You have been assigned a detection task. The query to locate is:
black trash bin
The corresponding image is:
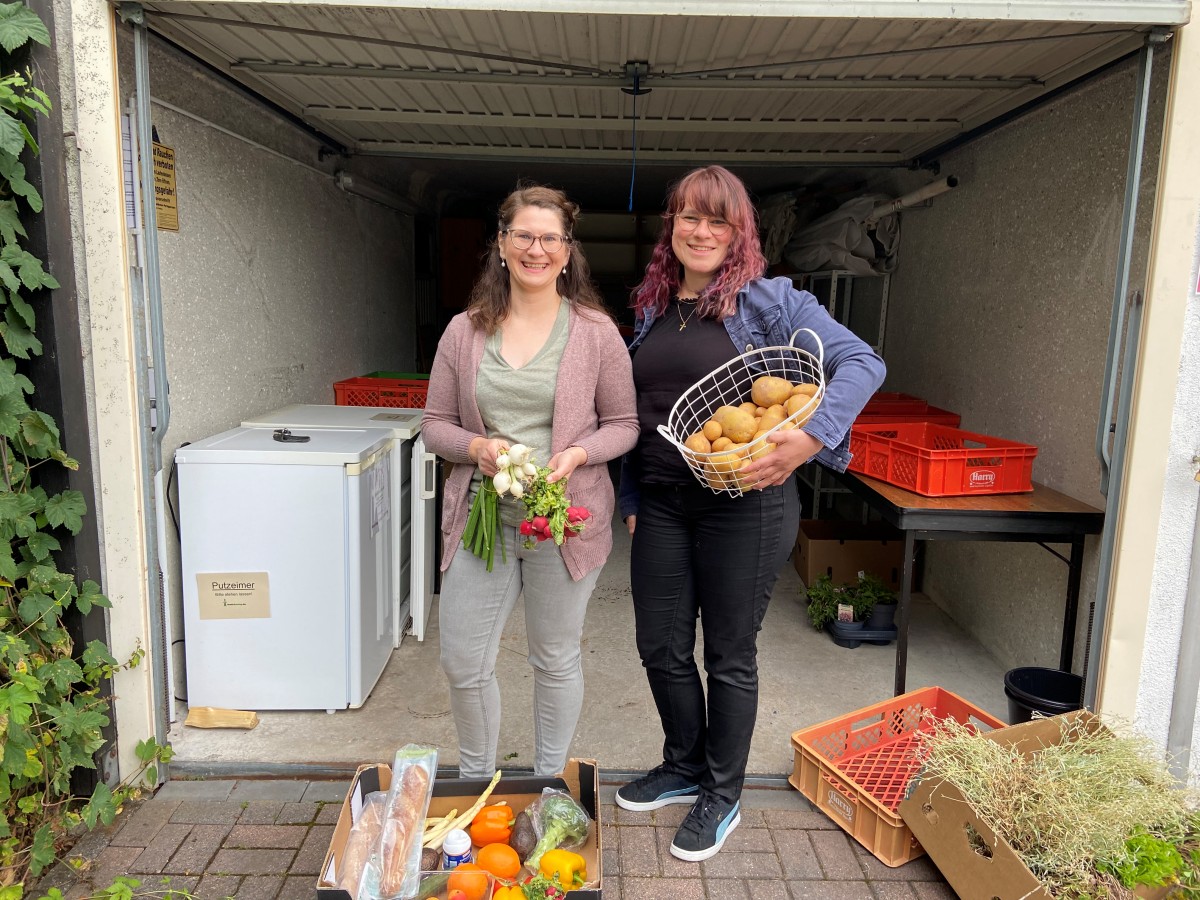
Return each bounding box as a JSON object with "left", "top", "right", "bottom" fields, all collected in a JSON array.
[{"left": 1004, "top": 666, "right": 1083, "bottom": 724}]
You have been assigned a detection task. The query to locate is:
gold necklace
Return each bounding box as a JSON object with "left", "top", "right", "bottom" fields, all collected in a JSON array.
[{"left": 677, "top": 298, "right": 699, "bottom": 331}]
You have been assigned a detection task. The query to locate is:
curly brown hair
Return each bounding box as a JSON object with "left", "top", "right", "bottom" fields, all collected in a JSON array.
[{"left": 467, "top": 184, "right": 611, "bottom": 334}]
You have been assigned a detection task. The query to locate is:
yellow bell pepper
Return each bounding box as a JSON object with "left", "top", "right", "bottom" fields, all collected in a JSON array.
[
  {"left": 539, "top": 848, "right": 587, "bottom": 887},
  {"left": 493, "top": 886, "right": 525, "bottom": 900}
]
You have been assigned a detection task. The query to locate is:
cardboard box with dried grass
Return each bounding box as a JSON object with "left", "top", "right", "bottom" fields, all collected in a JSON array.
[{"left": 898, "top": 712, "right": 1177, "bottom": 900}]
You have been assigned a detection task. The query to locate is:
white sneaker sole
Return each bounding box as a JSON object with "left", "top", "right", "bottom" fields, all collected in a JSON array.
[
  {"left": 669, "top": 811, "right": 741, "bottom": 862},
  {"left": 614, "top": 788, "right": 700, "bottom": 812}
]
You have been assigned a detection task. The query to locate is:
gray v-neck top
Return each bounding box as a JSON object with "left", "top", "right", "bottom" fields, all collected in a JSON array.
[{"left": 472, "top": 300, "right": 570, "bottom": 525}]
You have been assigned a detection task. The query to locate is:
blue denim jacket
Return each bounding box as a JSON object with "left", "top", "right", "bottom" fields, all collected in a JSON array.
[{"left": 620, "top": 276, "right": 886, "bottom": 518}]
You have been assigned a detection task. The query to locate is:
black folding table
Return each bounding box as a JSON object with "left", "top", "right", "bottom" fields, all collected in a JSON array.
[{"left": 828, "top": 470, "right": 1105, "bottom": 696}]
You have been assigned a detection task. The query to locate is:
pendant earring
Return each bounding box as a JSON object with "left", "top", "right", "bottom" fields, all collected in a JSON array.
[{"left": 501, "top": 259, "right": 506, "bottom": 268}]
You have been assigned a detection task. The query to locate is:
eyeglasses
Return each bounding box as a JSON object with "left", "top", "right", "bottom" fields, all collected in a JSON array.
[
  {"left": 673, "top": 213, "right": 732, "bottom": 237},
  {"left": 503, "top": 229, "right": 570, "bottom": 253}
]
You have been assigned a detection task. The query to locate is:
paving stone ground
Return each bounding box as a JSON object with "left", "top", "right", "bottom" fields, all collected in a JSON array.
[{"left": 33, "top": 777, "right": 956, "bottom": 899}]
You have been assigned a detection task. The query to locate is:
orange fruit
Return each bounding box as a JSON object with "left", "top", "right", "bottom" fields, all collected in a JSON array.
[
  {"left": 475, "top": 842, "right": 522, "bottom": 881},
  {"left": 447, "top": 863, "right": 490, "bottom": 900}
]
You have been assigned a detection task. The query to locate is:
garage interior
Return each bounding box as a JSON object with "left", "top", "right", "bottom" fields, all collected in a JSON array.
[{"left": 121, "top": 3, "right": 1179, "bottom": 776}]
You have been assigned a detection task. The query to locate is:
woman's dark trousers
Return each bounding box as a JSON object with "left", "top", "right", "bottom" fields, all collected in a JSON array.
[{"left": 630, "top": 477, "right": 800, "bottom": 802}]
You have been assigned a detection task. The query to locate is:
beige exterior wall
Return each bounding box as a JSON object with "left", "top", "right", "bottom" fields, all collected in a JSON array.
[{"left": 54, "top": 0, "right": 155, "bottom": 781}]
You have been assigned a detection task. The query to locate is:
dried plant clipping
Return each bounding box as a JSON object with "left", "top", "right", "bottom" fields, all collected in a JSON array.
[{"left": 912, "top": 714, "right": 1200, "bottom": 898}]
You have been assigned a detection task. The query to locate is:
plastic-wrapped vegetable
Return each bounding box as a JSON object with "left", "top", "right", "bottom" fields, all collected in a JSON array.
[
  {"left": 360, "top": 744, "right": 438, "bottom": 900},
  {"left": 523, "top": 789, "right": 591, "bottom": 872},
  {"left": 337, "top": 791, "right": 386, "bottom": 898}
]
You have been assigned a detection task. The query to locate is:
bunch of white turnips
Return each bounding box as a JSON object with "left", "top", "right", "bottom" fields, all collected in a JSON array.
[{"left": 491, "top": 443, "right": 537, "bottom": 498}]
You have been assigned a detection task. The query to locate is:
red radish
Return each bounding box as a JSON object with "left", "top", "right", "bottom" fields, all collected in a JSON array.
[
  {"left": 532, "top": 515, "right": 549, "bottom": 531},
  {"left": 519, "top": 520, "right": 534, "bottom": 536}
]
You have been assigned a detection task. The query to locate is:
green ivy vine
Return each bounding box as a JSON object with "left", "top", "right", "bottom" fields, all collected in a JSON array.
[{"left": 0, "top": 2, "right": 171, "bottom": 895}]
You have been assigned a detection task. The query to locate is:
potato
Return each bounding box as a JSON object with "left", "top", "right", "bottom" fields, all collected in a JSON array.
[
  {"left": 714, "top": 407, "right": 757, "bottom": 443},
  {"left": 790, "top": 382, "right": 819, "bottom": 397},
  {"left": 684, "top": 432, "right": 711, "bottom": 454},
  {"left": 711, "top": 437, "right": 733, "bottom": 452},
  {"left": 738, "top": 401, "right": 759, "bottom": 416},
  {"left": 703, "top": 451, "right": 745, "bottom": 488},
  {"left": 755, "top": 406, "right": 767, "bottom": 416},
  {"left": 758, "top": 407, "right": 786, "bottom": 433},
  {"left": 748, "top": 439, "right": 776, "bottom": 461},
  {"left": 786, "top": 393, "right": 817, "bottom": 418},
  {"left": 752, "top": 376, "right": 794, "bottom": 408},
  {"left": 789, "top": 397, "right": 820, "bottom": 428},
  {"left": 702, "top": 420, "right": 723, "bottom": 442}
]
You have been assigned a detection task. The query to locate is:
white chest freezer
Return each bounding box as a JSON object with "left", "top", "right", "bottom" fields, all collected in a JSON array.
[
  {"left": 241, "top": 404, "right": 437, "bottom": 644},
  {"left": 175, "top": 425, "right": 395, "bottom": 712}
]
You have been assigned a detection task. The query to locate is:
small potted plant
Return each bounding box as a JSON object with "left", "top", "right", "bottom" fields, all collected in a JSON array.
[
  {"left": 805, "top": 574, "right": 855, "bottom": 631},
  {"left": 856, "top": 572, "right": 897, "bottom": 629}
]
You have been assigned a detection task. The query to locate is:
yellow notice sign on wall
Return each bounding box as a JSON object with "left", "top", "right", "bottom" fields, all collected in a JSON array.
[
  {"left": 152, "top": 141, "right": 179, "bottom": 231},
  {"left": 197, "top": 572, "right": 271, "bottom": 620}
]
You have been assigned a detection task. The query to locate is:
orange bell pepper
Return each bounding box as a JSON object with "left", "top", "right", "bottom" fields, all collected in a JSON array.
[{"left": 469, "top": 803, "right": 514, "bottom": 846}]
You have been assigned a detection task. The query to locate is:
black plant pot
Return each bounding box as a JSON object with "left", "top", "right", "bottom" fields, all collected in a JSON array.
[{"left": 866, "top": 603, "right": 897, "bottom": 630}]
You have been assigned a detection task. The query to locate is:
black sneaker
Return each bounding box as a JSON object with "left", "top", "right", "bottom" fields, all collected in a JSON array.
[
  {"left": 615, "top": 765, "right": 701, "bottom": 811},
  {"left": 669, "top": 791, "right": 741, "bottom": 861}
]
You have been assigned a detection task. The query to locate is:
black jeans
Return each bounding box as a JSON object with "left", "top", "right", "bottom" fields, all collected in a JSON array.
[{"left": 630, "top": 478, "right": 800, "bottom": 803}]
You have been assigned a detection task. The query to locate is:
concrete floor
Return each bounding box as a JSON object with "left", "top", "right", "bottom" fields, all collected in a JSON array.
[{"left": 168, "top": 521, "right": 1010, "bottom": 778}]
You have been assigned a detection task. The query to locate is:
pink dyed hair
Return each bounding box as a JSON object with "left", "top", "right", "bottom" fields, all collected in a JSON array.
[{"left": 632, "top": 166, "right": 767, "bottom": 321}]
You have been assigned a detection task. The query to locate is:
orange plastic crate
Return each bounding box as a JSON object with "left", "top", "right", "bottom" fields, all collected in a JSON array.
[
  {"left": 333, "top": 372, "right": 429, "bottom": 408},
  {"left": 848, "top": 422, "right": 1037, "bottom": 497},
  {"left": 790, "top": 687, "right": 1005, "bottom": 867},
  {"left": 855, "top": 392, "right": 961, "bottom": 427}
]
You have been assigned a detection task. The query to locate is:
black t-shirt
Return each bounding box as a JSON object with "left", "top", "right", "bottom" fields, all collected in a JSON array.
[{"left": 632, "top": 300, "right": 739, "bottom": 484}]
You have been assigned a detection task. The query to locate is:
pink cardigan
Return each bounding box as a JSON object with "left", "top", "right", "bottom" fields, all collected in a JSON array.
[{"left": 421, "top": 304, "right": 639, "bottom": 581}]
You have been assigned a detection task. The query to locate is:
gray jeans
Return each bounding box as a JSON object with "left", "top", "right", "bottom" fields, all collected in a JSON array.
[{"left": 439, "top": 524, "right": 600, "bottom": 777}]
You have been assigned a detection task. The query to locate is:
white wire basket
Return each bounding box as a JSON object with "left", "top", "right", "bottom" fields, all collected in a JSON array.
[{"left": 657, "top": 328, "right": 826, "bottom": 496}]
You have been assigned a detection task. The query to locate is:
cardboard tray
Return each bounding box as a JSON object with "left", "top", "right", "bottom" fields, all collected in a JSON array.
[
  {"left": 319, "top": 759, "right": 602, "bottom": 899},
  {"left": 899, "top": 712, "right": 1173, "bottom": 900}
]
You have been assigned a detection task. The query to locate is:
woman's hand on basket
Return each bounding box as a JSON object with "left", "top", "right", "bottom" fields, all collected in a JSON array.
[
  {"left": 469, "top": 437, "right": 510, "bottom": 477},
  {"left": 741, "top": 429, "right": 824, "bottom": 489}
]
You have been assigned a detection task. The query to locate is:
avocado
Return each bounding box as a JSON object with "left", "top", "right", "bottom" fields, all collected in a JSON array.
[{"left": 511, "top": 809, "right": 538, "bottom": 862}]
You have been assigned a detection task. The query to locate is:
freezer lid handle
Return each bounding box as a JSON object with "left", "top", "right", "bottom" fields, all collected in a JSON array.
[{"left": 272, "top": 428, "right": 310, "bottom": 443}]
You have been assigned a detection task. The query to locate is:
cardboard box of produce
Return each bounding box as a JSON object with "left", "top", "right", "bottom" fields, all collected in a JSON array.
[
  {"left": 793, "top": 519, "right": 905, "bottom": 591},
  {"left": 898, "top": 713, "right": 1171, "bottom": 900},
  {"left": 319, "top": 758, "right": 602, "bottom": 899}
]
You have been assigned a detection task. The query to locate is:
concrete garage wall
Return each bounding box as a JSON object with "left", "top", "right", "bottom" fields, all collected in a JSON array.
[
  {"left": 880, "top": 53, "right": 1168, "bottom": 675},
  {"left": 119, "top": 34, "right": 416, "bottom": 704}
]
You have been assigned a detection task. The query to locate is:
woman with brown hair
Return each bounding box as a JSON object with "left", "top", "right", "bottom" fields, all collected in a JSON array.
[
  {"left": 422, "top": 184, "right": 638, "bottom": 777},
  {"left": 616, "top": 166, "right": 885, "bottom": 860}
]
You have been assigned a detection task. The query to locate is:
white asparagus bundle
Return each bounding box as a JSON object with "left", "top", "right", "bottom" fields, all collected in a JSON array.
[{"left": 422, "top": 770, "right": 504, "bottom": 850}]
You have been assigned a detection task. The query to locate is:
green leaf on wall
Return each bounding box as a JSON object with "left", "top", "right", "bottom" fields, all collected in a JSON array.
[{"left": 0, "top": 3, "right": 51, "bottom": 50}]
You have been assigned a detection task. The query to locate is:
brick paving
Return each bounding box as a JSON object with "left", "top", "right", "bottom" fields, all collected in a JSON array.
[{"left": 34, "top": 778, "right": 956, "bottom": 899}]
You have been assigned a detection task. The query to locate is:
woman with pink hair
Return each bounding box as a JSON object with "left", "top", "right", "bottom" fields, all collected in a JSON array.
[{"left": 615, "top": 166, "right": 885, "bottom": 861}]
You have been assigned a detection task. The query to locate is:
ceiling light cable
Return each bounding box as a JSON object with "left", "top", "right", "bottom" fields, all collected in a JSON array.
[{"left": 622, "top": 62, "right": 651, "bottom": 212}]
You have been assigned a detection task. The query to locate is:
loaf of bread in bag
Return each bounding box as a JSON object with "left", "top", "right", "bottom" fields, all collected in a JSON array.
[{"left": 378, "top": 763, "right": 432, "bottom": 896}]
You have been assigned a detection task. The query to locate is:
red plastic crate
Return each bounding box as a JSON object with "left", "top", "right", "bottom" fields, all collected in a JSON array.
[
  {"left": 333, "top": 372, "right": 429, "bottom": 408},
  {"left": 790, "top": 687, "right": 1005, "bottom": 867},
  {"left": 855, "top": 392, "right": 962, "bottom": 427},
  {"left": 848, "top": 422, "right": 1037, "bottom": 497},
  {"left": 860, "top": 392, "right": 932, "bottom": 416}
]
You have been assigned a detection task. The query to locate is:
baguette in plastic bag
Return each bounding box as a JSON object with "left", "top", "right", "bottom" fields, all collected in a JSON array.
[{"left": 360, "top": 744, "right": 437, "bottom": 900}]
